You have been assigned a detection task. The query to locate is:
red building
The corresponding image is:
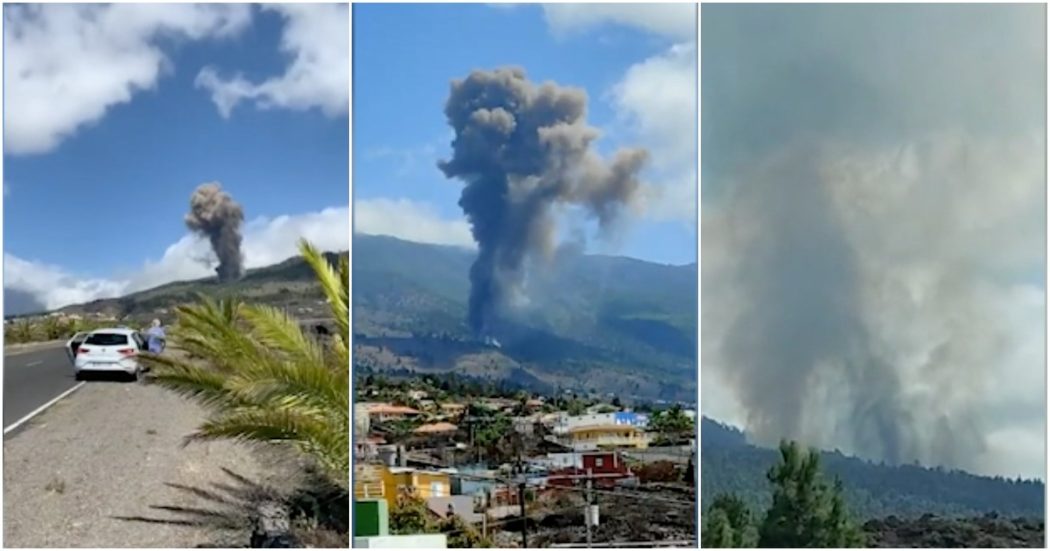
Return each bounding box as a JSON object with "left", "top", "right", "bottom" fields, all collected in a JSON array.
[{"left": 546, "top": 451, "right": 634, "bottom": 489}]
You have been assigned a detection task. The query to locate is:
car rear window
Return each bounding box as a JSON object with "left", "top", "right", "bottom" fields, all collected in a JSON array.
[{"left": 84, "top": 333, "right": 129, "bottom": 346}]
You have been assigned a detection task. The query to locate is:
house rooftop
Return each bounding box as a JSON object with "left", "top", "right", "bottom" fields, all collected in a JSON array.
[
  {"left": 413, "top": 422, "right": 458, "bottom": 434},
  {"left": 568, "top": 424, "right": 644, "bottom": 434},
  {"left": 366, "top": 403, "right": 420, "bottom": 415}
]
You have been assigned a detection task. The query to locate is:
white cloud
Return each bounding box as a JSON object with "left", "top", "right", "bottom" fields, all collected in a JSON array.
[
  {"left": 542, "top": 4, "right": 695, "bottom": 41},
  {"left": 613, "top": 43, "right": 696, "bottom": 169},
  {"left": 4, "top": 206, "right": 349, "bottom": 311},
  {"left": 611, "top": 43, "right": 696, "bottom": 224},
  {"left": 4, "top": 254, "right": 130, "bottom": 311},
  {"left": 354, "top": 198, "right": 474, "bottom": 249},
  {"left": 3, "top": 4, "right": 251, "bottom": 155},
  {"left": 197, "top": 4, "right": 348, "bottom": 118},
  {"left": 535, "top": 5, "right": 698, "bottom": 226},
  {"left": 243, "top": 207, "right": 350, "bottom": 267}
]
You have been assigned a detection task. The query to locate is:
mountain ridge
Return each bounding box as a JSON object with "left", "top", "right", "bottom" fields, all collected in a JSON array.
[
  {"left": 701, "top": 416, "right": 1044, "bottom": 519},
  {"left": 4, "top": 250, "right": 348, "bottom": 321},
  {"left": 351, "top": 233, "right": 698, "bottom": 403}
]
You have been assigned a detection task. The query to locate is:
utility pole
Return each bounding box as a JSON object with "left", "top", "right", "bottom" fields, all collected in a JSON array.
[
  {"left": 518, "top": 482, "right": 528, "bottom": 548},
  {"left": 470, "top": 421, "right": 479, "bottom": 465},
  {"left": 585, "top": 468, "right": 593, "bottom": 548}
]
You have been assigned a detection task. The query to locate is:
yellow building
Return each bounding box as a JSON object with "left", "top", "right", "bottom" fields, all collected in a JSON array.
[
  {"left": 354, "top": 464, "right": 385, "bottom": 500},
  {"left": 568, "top": 424, "right": 650, "bottom": 450},
  {"left": 353, "top": 464, "right": 452, "bottom": 508}
]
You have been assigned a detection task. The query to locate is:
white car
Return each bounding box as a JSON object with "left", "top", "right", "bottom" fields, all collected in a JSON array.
[{"left": 66, "top": 328, "right": 148, "bottom": 381}]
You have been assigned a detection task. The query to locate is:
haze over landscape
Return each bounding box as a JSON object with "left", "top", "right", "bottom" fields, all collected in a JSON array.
[{"left": 702, "top": 4, "right": 1045, "bottom": 480}]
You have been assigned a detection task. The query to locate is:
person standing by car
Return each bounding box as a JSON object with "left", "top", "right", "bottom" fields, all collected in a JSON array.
[{"left": 146, "top": 319, "right": 166, "bottom": 353}]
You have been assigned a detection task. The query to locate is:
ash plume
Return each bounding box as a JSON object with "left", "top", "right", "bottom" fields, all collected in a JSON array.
[
  {"left": 705, "top": 138, "right": 1042, "bottom": 475},
  {"left": 712, "top": 147, "right": 926, "bottom": 465},
  {"left": 703, "top": 5, "right": 1045, "bottom": 478},
  {"left": 439, "top": 67, "right": 648, "bottom": 336},
  {"left": 185, "top": 182, "right": 244, "bottom": 282}
]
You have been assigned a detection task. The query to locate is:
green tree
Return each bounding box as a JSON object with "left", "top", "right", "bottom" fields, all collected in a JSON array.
[
  {"left": 437, "top": 515, "right": 491, "bottom": 548},
  {"left": 512, "top": 393, "right": 529, "bottom": 416},
  {"left": 702, "top": 494, "right": 757, "bottom": 548},
  {"left": 473, "top": 414, "right": 511, "bottom": 449},
  {"left": 390, "top": 494, "right": 435, "bottom": 535},
  {"left": 139, "top": 240, "right": 349, "bottom": 487},
  {"left": 758, "top": 441, "right": 865, "bottom": 547},
  {"left": 650, "top": 404, "right": 694, "bottom": 442},
  {"left": 6, "top": 319, "right": 36, "bottom": 343},
  {"left": 566, "top": 399, "right": 586, "bottom": 416},
  {"left": 41, "top": 316, "right": 70, "bottom": 340},
  {"left": 386, "top": 417, "right": 423, "bottom": 439}
]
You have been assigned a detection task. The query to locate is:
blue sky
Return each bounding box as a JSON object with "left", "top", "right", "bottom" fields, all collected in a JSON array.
[
  {"left": 353, "top": 4, "right": 696, "bottom": 266},
  {"left": 3, "top": 4, "right": 349, "bottom": 313}
]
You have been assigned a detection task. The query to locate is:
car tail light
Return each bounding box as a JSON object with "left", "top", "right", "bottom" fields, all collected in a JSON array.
[
  {"left": 76, "top": 348, "right": 88, "bottom": 355},
  {"left": 117, "top": 348, "right": 136, "bottom": 356}
]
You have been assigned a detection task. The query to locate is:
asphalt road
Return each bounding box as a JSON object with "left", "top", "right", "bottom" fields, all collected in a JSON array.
[{"left": 3, "top": 344, "right": 77, "bottom": 431}]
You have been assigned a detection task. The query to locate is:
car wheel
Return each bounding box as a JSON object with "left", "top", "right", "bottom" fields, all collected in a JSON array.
[{"left": 74, "top": 372, "right": 85, "bottom": 381}]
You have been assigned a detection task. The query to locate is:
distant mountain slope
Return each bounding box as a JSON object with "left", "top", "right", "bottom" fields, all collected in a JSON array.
[
  {"left": 4, "top": 288, "right": 47, "bottom": 317},
  {"left": 351, "top": 234, "right": 698, "bottom": 402},
  {"left": 701, "top": 417, "right": 1045, "bottom": 519},
  {"left": 6, "top": 252, "right": 347, "bottom": 323}
]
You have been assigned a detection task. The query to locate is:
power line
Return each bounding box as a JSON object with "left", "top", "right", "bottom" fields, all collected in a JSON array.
[
  {"left": 435, "top": 504, "right": 582, "bottom": 538},
  {"left": 549, "top": 540, "right": 696, "bottom": 548},
  {"left": 427, "top": 466, "right": 696, "bottom": 506}
]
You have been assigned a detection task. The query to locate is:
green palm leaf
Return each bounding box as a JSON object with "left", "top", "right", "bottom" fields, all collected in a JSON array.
[{"left": 141, "top": 240, "right": 350, "bottom": 488}]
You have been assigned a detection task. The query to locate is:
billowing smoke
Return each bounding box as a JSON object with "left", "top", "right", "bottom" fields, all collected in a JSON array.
[
  {"left": 185, "top": 182, "right": 244, "bottom": 282},
  {"left": 703, "top": 5, "right": 1045, "bottom": 477},
  {"left": 439, "top": 67, "right": 648, "bottom": 336}
]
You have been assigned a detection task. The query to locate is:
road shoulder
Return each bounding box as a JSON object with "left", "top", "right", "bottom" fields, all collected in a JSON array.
[{"left": 3, "top": 380, "right": 297, "bottom": 547}]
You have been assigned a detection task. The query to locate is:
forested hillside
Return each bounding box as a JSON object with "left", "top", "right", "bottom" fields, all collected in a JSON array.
[{"left": 701, "top": 418, "right": 1044, "bottom": 519}]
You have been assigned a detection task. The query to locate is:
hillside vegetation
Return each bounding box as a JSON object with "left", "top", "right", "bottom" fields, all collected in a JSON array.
[
  {"left": 701, "top": 417, "right": 1044, "bottom": 519},
  {"left": 4, "top": 252, "right": 347, "bottom": 327},
  {"left": 351, "top": 234, "right": 697, "bottom": 402}
]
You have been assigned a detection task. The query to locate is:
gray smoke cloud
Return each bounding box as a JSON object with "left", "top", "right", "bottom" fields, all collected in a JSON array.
[
  {"left": 439, "top": 67, "right": 648, "bottom": 336},
  {"left": 711, "top": 145, "right": 972, "bottom": 466},
  {"left": 185, "top": 182, "right": 245, "bottom": 282},
  {"left": 703, "top": 4, "right": 1045, "bottom": 477}
]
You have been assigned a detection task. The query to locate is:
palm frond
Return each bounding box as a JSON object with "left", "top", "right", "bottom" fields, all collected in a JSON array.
[
  {"left": 146, "top": 239, "right": 350, "bottom": 490},
  {"left": 298, "top": 240, "right": 348, "bottom": 343},
  {"left": 191, "top": 407, "right": 349, "bottom": 485},
  {"left": 223, "top": 358, "right": 349, "bottom": 414},
  {"left": 241, "top": 304, "right": 326, "bottom": 369},
  {"left": 141, "top": 353, "right": 246, "bottom": 409}
]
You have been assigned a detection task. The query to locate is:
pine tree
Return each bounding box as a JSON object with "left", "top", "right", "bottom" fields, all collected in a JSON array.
[
  {"left": 703, "top": 493, "right": 758, "bottom": 547},
  {"left": 758, "top": 440, "right": 865, "bottom": 547}
]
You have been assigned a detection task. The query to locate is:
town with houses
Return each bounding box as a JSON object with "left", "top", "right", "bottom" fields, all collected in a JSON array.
[{"left": 352, "top": 374, "right": 697, "bottom": 548}]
